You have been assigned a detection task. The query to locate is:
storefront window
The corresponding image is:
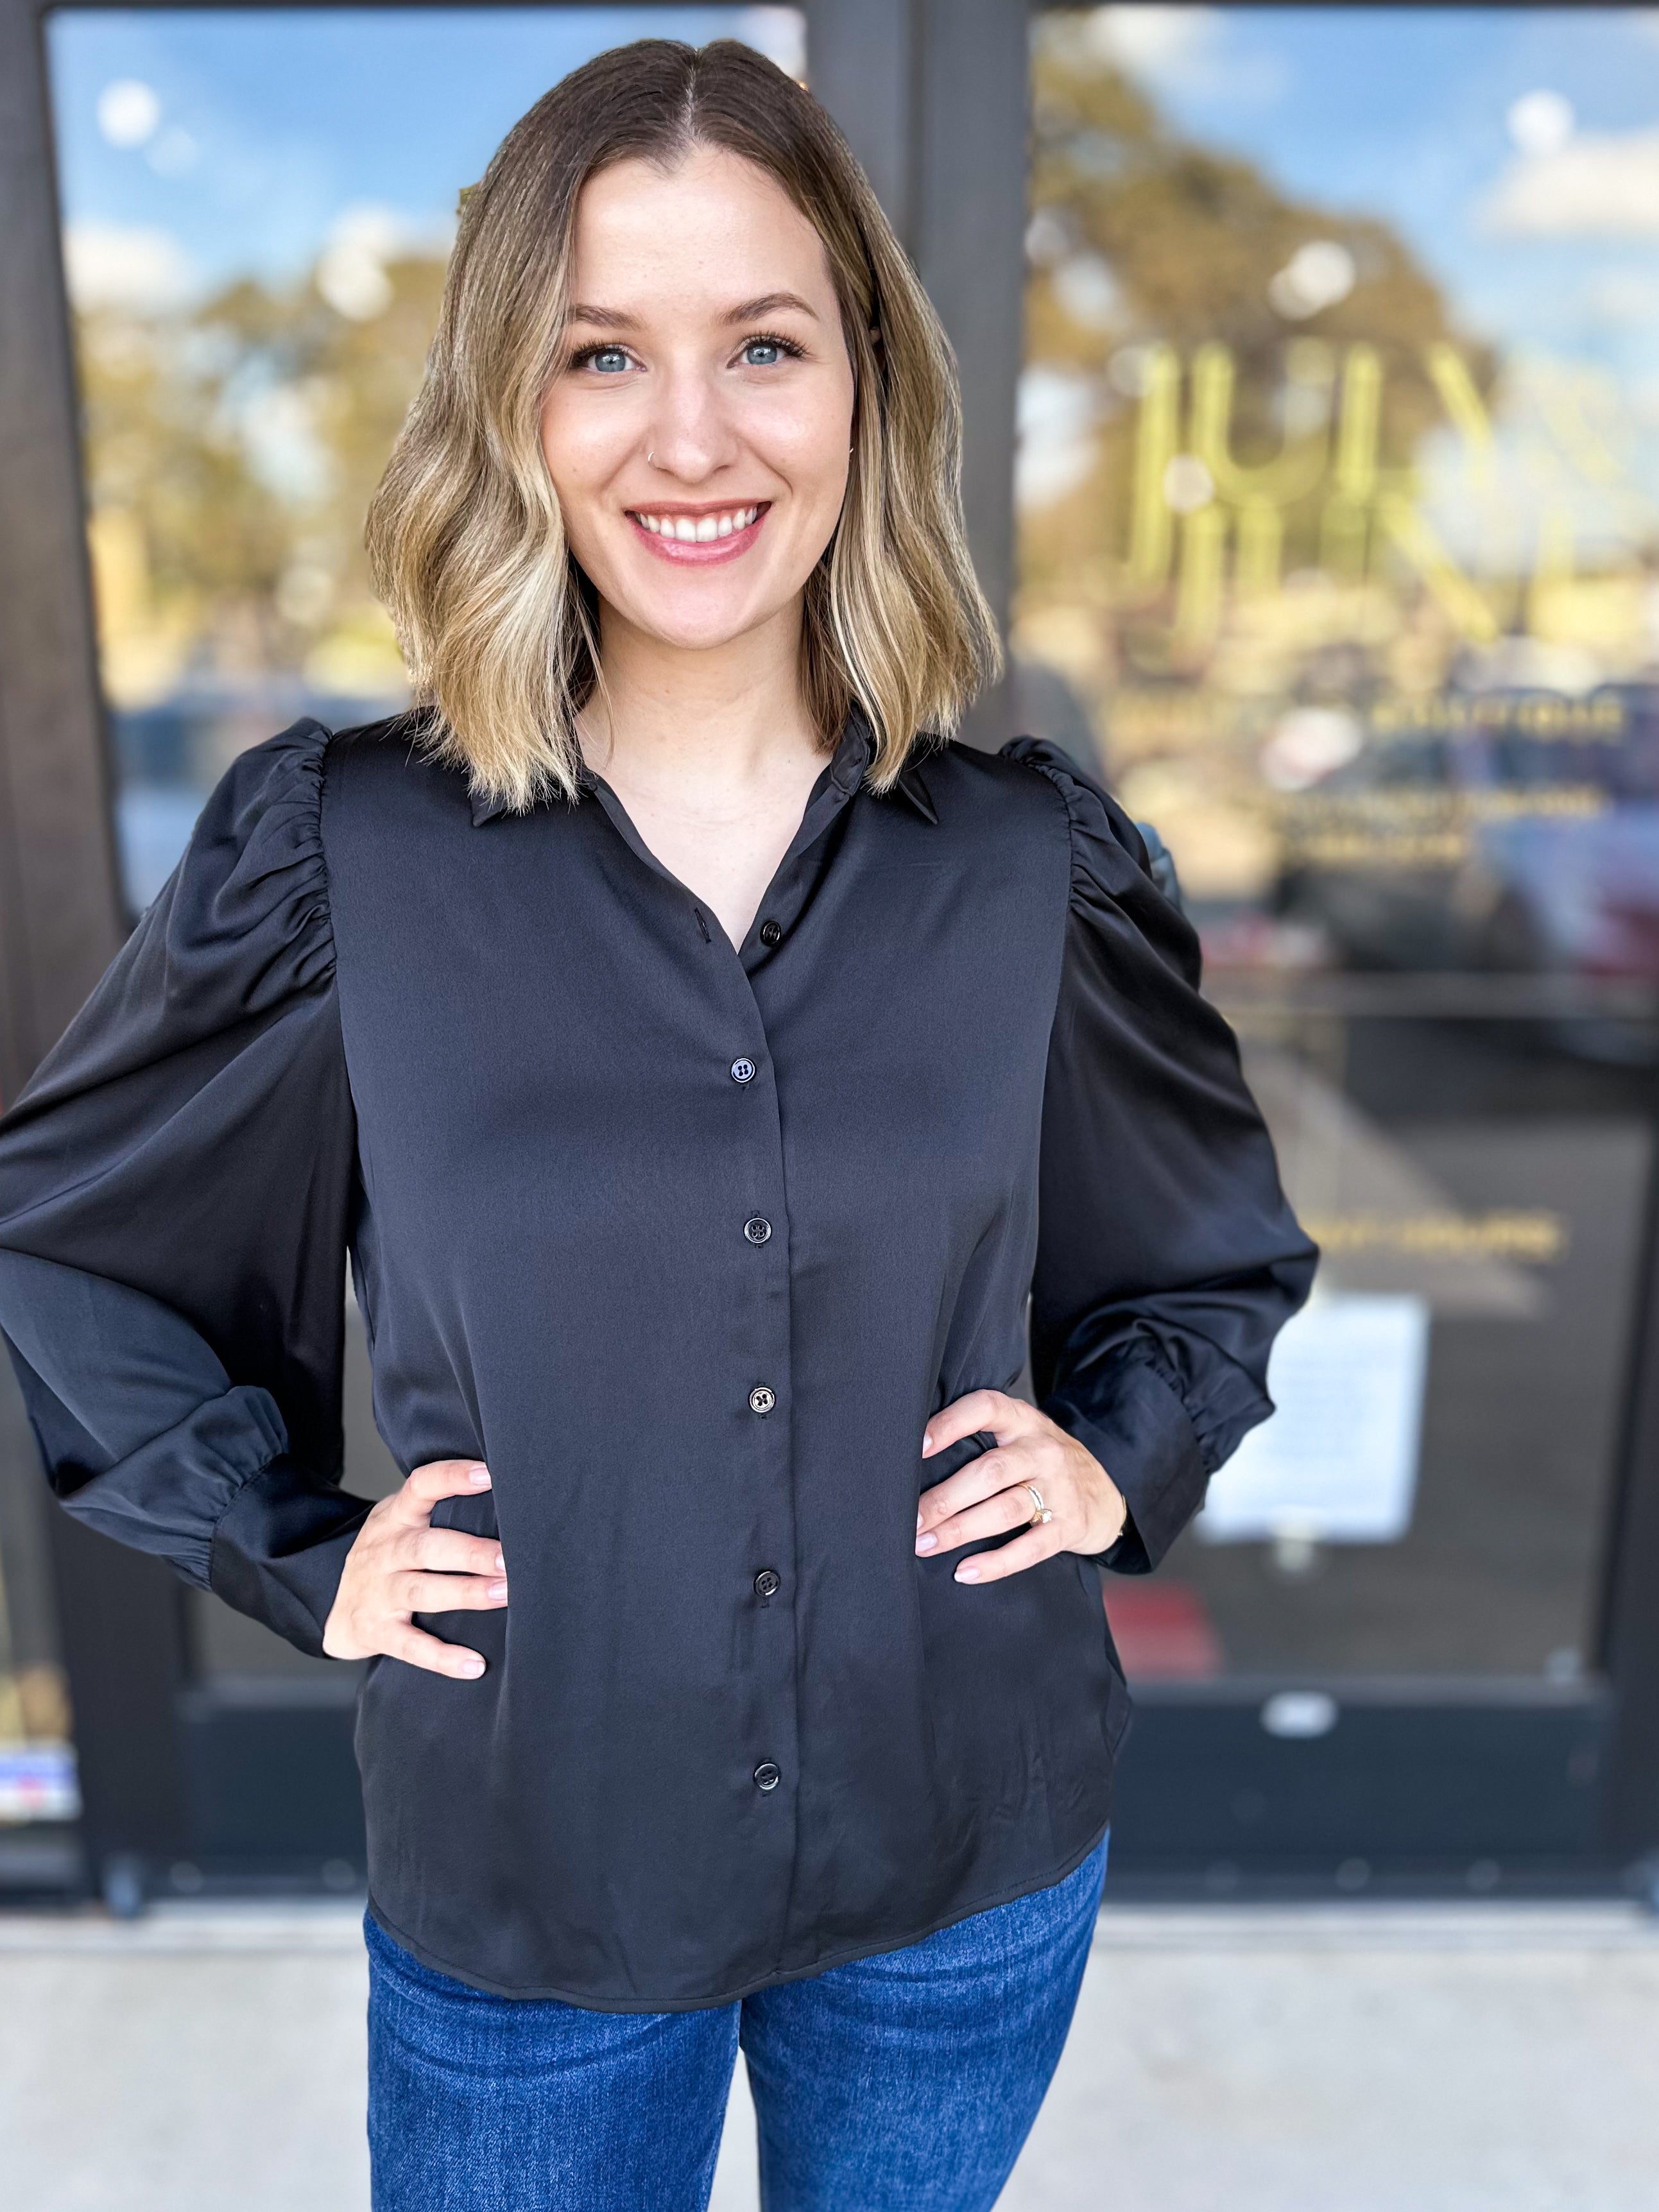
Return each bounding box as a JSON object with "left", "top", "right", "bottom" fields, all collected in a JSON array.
[
  {"left": 46, "top": 4, "right": 805, "bottom": 1688},
  {"left": 48, "top": 4, "right": 805, "bottom": 913},
  {"left": 1019, "top": 7, "right": 1659, "bottom": 1683}
]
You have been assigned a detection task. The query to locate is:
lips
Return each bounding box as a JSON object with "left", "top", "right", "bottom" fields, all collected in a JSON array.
[{"left": 626, "top": 501, "right": 771, "bottom": 565}]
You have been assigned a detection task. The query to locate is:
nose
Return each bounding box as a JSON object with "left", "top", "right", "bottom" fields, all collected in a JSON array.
[{"left": 643, "top": 361, "right": 742, "bottom": 483}]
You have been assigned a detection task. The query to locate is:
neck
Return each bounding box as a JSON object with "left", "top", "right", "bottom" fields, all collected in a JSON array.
[{"left": 580, "top": 599, "right": 824, "bottom": 797}]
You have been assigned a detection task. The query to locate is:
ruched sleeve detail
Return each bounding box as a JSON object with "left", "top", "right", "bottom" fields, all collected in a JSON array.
[
  {"left": 0, "top": 719, "right": 370, "bottom": 1654},
  {"left": 1004, "top": 737, "right": 1318, "bottom": 1573}
]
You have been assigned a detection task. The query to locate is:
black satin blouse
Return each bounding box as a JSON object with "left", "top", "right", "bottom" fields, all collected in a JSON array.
[{"left": 0, "top": 712, "right": 1313, "bottom": 2006}]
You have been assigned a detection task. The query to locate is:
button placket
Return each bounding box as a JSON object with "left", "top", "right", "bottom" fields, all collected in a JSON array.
[
  {"left": 590, "top": 750, "right": 863, "bottom": 1899},
  {"left": 706, "top": 957, "right": 799, "bottom": 1876}
]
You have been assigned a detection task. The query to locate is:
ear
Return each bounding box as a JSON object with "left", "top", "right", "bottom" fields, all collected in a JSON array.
[{"left": 866, "top": 323, "right": 890, "bottom": 399}]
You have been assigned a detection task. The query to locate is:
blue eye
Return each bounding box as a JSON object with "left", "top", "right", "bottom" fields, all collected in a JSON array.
[
  {"left": 743, "top": 339, "right": 783, "bottom": 367},
  {"left": 588, "top": 347, "right": 630, "bottom": 373}
]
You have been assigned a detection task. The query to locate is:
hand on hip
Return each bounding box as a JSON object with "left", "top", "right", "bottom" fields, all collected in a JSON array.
[
  {"left": 323, "top": 1459, "right": 506, "bottom": 1677},
  {"left": 916, "top": 1390, "right": 1126, "bottom": 1584}
]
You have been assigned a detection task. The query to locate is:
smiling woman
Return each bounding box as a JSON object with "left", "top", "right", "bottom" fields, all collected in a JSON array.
[
  {"left": 529, "top": 139, "right": 871, "bottom": 941},
  {"left": 366, "top": 41, "right": 995, "bottom": 814},
  {"left": 0, "top": 31, "right": 1311, "bottom": 2212}
]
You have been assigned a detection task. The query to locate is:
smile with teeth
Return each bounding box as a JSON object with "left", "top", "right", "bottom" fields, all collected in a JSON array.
[{"left": 632, "top": 506, "right": 764, "bottom": 542}]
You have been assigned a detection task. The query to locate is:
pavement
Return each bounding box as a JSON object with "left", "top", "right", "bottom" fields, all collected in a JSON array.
[{"left": 2, "top": 1898, "right": 1656, "bottom": 2211}]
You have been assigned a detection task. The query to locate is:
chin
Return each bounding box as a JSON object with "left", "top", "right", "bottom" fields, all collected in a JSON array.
[
  {"left": 640, "top": 615, "right": 771, "bottom": 653},
  {"left": 616, "top": 581, "right": 786, "bottom": 654}
]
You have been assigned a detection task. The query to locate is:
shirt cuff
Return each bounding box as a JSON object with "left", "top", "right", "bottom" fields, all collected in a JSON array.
[
  {"left": 1044, "top": 1347, "right": 1208, "bottom": 1574},
  {"left": 209, "top": 1456, "right": 373, "bottom": 1658}
]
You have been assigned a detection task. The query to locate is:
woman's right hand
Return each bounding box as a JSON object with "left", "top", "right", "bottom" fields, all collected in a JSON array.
[{"left": 322, "top": 1459, "right": 506, "bottom": 1679}]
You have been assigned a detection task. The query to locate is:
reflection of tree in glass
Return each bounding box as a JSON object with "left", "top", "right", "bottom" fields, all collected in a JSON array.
[
  {"left": 1022, "top": 32, "right": 1491, "bottom": 626},
  {"left": 1015, "top": 26, "right": 1511, "bottom": 914},
  {"left": 74, "top": 251, "right": 448, "bottom": 712}
]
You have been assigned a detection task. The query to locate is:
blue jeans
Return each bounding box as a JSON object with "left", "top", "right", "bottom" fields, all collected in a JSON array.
[{"left": 366, "top": 1835, "right": 1107, "bottom": 2212}]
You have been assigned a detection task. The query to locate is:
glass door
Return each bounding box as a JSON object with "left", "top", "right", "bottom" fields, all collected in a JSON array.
[
  {"left": 43, "top": 0, "right": 806, "bottom": 1894},
  {"left": 1017, "top": 4, "right": 1659, "bottom": 1889}
]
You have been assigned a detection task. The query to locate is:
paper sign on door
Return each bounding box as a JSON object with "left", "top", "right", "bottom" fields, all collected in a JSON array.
[{"left": 1197, "top": 1292, "right": 1431, "bottom": 1543}]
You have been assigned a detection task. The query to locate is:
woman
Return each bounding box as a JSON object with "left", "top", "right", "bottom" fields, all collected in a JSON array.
[{"left": 0, "top": 39, "right": 1313, "bottom": 2212}]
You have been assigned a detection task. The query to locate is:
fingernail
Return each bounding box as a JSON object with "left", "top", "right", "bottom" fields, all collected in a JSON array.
[
  {"left": 922, "top": 1433, "right": 935, "bottom": 1456},
  {"left": 488, "top": 1580, "right": 508, "bottom": 1600},
  {"left": 458, "top": 1658, "right": 485, "bottom": 1678},
  {"left": 916, "top": 1511, "right": 924, "bottom": 1532},
  {"left": 915, "top": 1532, "right": 938, "bottom": 1554},
  {"left": 956, "top": 1565, "right": 981, "bottom": 1584},
  {"left": 494, "top": 1549, "right": 505, "bottom": 1573},
  {"left": 468, "top": 1466, "right": 492, "bottom": 1487}
]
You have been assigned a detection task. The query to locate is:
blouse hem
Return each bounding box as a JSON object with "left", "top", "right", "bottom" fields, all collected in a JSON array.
[{"left": 362, "top": 1813, "right": 1113, "bottom": 2012}]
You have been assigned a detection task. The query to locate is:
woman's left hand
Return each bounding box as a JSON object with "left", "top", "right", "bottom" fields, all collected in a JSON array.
[{"left": 916, "top": 1389, "right": 1128, "bottom": 1583}]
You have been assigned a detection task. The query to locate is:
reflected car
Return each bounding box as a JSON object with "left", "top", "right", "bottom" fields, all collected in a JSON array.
[{"left": 1271, "top": 685, "right": 1659, "bottom": 1053}]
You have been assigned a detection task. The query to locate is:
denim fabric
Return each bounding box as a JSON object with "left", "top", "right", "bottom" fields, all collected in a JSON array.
[{"left": 366, "top": 1835, "right": 1108, "bottom": 2212}]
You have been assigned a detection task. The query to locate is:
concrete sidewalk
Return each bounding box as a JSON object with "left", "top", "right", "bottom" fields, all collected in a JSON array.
[{"left": 2, "top": 1899, "right": 1656, "bottom": 2210}]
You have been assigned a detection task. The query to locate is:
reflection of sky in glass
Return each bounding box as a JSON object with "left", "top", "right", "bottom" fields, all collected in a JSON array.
[
  {"left": 1033, "top": 9, "right": 1659, "bottom": 558},
  {"left": 49, "top": 9, "right": 804, "bottom": 293},
  {"left": 1094, "top": 8, "right": 1659, "bottom": 380},
  {"left": 1014, "top": 10, "right": 1659, "bottom": 947}
]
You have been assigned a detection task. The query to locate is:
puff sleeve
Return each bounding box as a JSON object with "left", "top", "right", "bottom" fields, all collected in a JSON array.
[
  {"left": 1006, "top": 737, "right": 1318, "bottom": 1574},
  {"left": 0, "top": 719, "right": 370, "bottom": 1654}
]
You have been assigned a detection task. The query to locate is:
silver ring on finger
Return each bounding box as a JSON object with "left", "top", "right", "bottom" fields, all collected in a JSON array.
[{"left": 1022, "top": 1481, "right": 1053, "bottom": 1527}]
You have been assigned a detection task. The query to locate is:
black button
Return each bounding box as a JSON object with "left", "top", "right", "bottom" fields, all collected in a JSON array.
[
  {"left": 748, "top": 1385, "right": 776, "bottom": 1415},
  {"left": 754, "top": 1569, "right": 781, "bottom": 1601},
  {"left": 753, "top": 1761, "right": 782, "bottom": 1792},
  {"left": 730, "top": 1058, "right": 756, "bottom": 1085},
  {"left": 744, "top": 1216, "right": 772, "bottom": 1245},
  {"left": 759, "top": 920, "right": 783, "bottom": 948}
]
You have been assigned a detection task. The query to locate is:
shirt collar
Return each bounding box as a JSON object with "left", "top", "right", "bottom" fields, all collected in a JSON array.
[
  {"left": 469, "top": 712, "right": 938, "bottom": 827},
  {"left": 839, "top": 710, "right": 940, "bottom": 825}
]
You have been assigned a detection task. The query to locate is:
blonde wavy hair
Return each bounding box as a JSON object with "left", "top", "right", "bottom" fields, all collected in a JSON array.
[{"left": 365, "top": 37, "right": 1001, "bottom": 812}]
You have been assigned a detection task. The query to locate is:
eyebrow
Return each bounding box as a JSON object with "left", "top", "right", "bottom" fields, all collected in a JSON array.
[
  {"left": 565, "top": 304, "right": 642, "bottom": 331},
  {"left": 563, "top": 291, "right": 822, "bottom": 332},
  {"left": 723, "top": 291, "right": 821, "bottom": 325}
]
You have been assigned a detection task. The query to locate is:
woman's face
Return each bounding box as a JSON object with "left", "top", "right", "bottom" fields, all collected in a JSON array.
[{"left": 540, "top": 147, "right": 857, "bottom": 657}]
